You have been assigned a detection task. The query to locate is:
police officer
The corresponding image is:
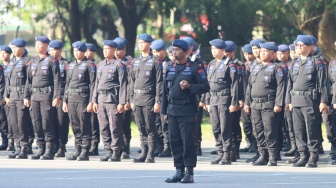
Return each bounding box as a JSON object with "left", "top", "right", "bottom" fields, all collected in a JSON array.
[
  {"left": 63, "top": 41, "right": 96, "bottom": 161},
  {"left": 114, "top": 37, "right": 133, "bottom": 159},
  {"left": 5, "top": 38, "right": 31, "bottom": 159},
  {"left": 25, "top": 36, "right": 61, "bottom": 160},
  {"left": 92, "top": 40, "right": 127, "bottom": 162},
  {"left": 85, "top": 43, "right": 100, "bottom": 156},
  {"left": 48, "top": 40, "right": 70, "bottom": 157},
  {"left": 151, "top": 39, "right": 173, "bottom": 157},
  {"left": 286, "top": 35, "right": 328, "bottom": 168},
  {"left": 331, "top": 40, "right": 336, "bottom": 165},
  {"left": 203, "top": 39, "right": 239, "bottom": 165},
  {"left": 162, "top": 39, "right": 209, "bottom": 183},
  {"left": 0, "top": 45, "right": 11, "bottom": 151},
  {"left": 130, "top": 33, "right": 162, "bottom": 163},
  {"left": 244, "top": 42, "right": 285, "bottom": 166}
]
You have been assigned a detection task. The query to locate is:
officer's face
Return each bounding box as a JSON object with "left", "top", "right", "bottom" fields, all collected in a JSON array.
[
  {"left": 244, "top": 52, "right": 255, "bottom": 62},
  {"left": 277, "top": 51, "right": 289, "bottom": 62},
  {"left": 211, "top": 46, "right": 225, "bottom": 59},
  {"left": 172, "top": 47, "right": 187, "bottom": 61},
  {"left": 73, "top": 48, "right": 85, "bottom": 60},
  {"left": 290, "top": 50, "right": 296, "bottom": 59},
  {"left": 49, "top": 48, "right": 62, "bottom": 58},
  {"left": 115, "top": 48, "right": 126, "bottom": 60},
  {"left": 260, "top": 48, "right": 273, "bottom": 62},
  {"left": 85, "top": 50, "right": 96, "bottom": 60},
  {"left": 138, "top": 40, "right": 150, "bottom": 52},
  {"left": 224, "top": 51, "right": 235, "bottom": 59},
  {"left": 103, "top": 46, "right": 116, "bottom": 59},
  {"left": 0, "top": 51, "right": 11, "bottom": 62},
  {"left": 296, "top": 42, "right": 310, "bottom": 55},
  {"left": 252, "top": 46, "right": 261, "bottom": 58},
  {"left": 11, "top": 46, "right": 24, "bottom": 57},
  {"left": 35, "top": 41, "right": 48, "bottom": 53},
  {"left": 152, "top": 50, "right": 166, "bottom": 60}
]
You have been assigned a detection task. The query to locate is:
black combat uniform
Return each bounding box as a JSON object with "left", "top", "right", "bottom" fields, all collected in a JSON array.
[
  {"left": 92, "top": 58, "right": 127, "bottom": 162},
  {"left": 130, "top": 54, "right": 163, "bottom": 163},
  {"left": 0, "top": 63, "right": 7, "bottom": 150},
  {"left": 330, "top": 58, "right": 336, "bottom": 164},
  {"left": 3, "top": 61, "right": 14, "bottom": 151},
  {"left": 64, "top": 58, "right": 96, "bottom": 161}
]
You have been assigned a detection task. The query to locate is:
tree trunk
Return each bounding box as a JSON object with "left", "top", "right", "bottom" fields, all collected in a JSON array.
[
  {"left": 70, "top": 0, "right": 81, "bottom": 43},
  {"left": 317, "top": 9, "right": 336, "bottom": 61}
]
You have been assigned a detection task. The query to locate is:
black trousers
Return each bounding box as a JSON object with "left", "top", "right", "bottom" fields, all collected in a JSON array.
[
  {"left": 4, "top": 105, "right": 13, "bottom": 139},
  {"left": 68, "top": 101, "right": 91, "bottom": 148},
  {"left": 284, "top": 110, "right": 296, "bottom": 144},
  {"left": 292, "top": 105, "right": 320, "bottom": 152},
  {"left": 9, "top": 100, "right": 29, "bottom": 147},
  {"left": 30, "top": 100, "right": 55, "bottom": 145},
  {"left": 133, "top": 105, "right": 157, "bottom": 147},
  {"left": 91, "top": 112, "right": 100, "bottom": 145},
  {"left": 98, "top": 103, "right": 123, "bottom": 151},
  {"left": 210, "top": 105, "right": 233, "bottom": 152},
  {"left": 54, "top": 100, "right": 69, "bottom": 145},
  {"left": 0, "top": 105, "right": 8, "bottom": 135},
  {"left": 250, "top": 108, "right": 279, "bottom": 151},
  {"left": 322, "top": 109, "right": 336, "bottom": 145},
  {"left": 156, "top": 113, "right": 169, "bottom": 145},
  {"left": 122, "top": 109, "right": 132, "bottom": 148},
  {"left": 240, "top": 108, "right": 254, "bottom": 141},
  {"left": 194, "top": 107, "right": 203, "bottom": 143},
  {"left": 232, "top": 110, "right": 242, "bottom": 148},
  {"left": 168, "top": 115, "right": 197, "bottom": 167}
]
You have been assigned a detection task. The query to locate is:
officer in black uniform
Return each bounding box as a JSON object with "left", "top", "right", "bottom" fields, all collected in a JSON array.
[
  {"left": 48, "top": 40, "right": 70, "bottom": 157},
  {"left": 114, "top": 37, "right": 133, "bottom": 159},
  {"left": 245, "top": 42, "right": 285, "bottom": 166},
  {"left": 63, "top": 41, "right": 96, "bottom": 161},
  {"left": 150, "top": 39, "right": 173, "bottom": 158},
  {"left": 0, "top": 45, "right": 12, "bottom": 151},
  {"left": 92, "top": 40, "right": 127, "bottom": 162},
  {"left": 203, "top": 39, "right": 239, "bottom": 165},
  {"left": 130, "top": 33, "right": 163, "bottom": 163},
  {"left": 5, "top": 38, "right": 31, "bottom": 159},
  {"left": 331, "top": 41, "right": 336, "bottom": 165},
  {"left": 85, "top": 43, "right": 100, "bottom": 156},
  {"left": 286, "top": 35, "right": 328, "bottom": 168},
  {"left": 25, "top": 36, "right": 61, "bottom": 160},
  {"left": 162, "top": 39, "right": 209, "bottom": 183}
]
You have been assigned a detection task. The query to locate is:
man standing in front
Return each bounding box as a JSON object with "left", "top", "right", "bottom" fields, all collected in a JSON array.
[{"left": 162, "top": 40, "right": 209, "bottom": 183}]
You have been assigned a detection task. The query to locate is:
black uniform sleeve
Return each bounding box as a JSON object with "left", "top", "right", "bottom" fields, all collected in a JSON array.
[
  {"left": 51, "top": 58, "right": 61, "bottom": 99},
  {"left": 161, "top": 66, "right": 169, "bottom": 115},
  {"left": 88, "top": 63, "right": 96, "bottom": 103},
  {"left": 245, "top": 76, "right": 252, "bottom": 106},
  {"left": 63, "top": 64, "right": 71, "bottom": 102},
  {"left": 129, "top": 60, "right": 135, "bottom": 103},
  {"left": 155, "top": 60, "right": 163, "bottom": 103},
  {"left": 316, "top": 59, "right": 328, "bottom": 103},
  {"left": 118, "top": 61, "right": 127, "bottom": 105},
  {"left": 275, "top": 66, "right": 285, "bottom": 107},
  {"left": 92, "top": 63, "right": 99, "bottom": 104},
  {"left": 229, "top": 63, "right": 239, "bottom": 106},
  {"left": 189, "top": 66, "right": 210, "bottom": 96},
  {"left": 24, "top": 60, "right": 32, "bottom": 100},
  {"left": 286, "top": 64, "right": 293, "bottom": 104},
  {"left": 0, "top": 65, "right": 5, "bottom": 100}
]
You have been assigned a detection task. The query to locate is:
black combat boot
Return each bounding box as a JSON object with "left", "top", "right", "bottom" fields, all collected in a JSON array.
[
  {"left": 66, "top": 145, "right": 81, "bottom": 160},
  {"left": 7, "top": 146, "right": 21, "bottom": 159},
  {"left": 246, "top": 151, "right": 260, "bottom": 163},
  {"left": 219, "top": 152, "right": 231, "bottom": 165},
  {"left": 53, "top": 142, "right": 59, "bottom": 155},
  {"left": 132, "top": 145, "right": 148, "bottom": 163},
  {"left": 196, "top": 141, "right": 202, "bottom": 156},
  {"left": 121, "top": 141, "right": 130, "bottom": 159},
  {"left": 180, "top": 167, "right": 194, "bottom": 183},
  {"left": 210, "top": 149, "right": 217, "bottom": 155},
  {"left": 318, "top": 144, "right": 324, "bottom": 154},
  {"left": 282, "top": 138, "right": 291, "bottom": 152},
  {"left": 248, "top": 139, "right": 257, "bottom": 153},
  {"left": 305, "top": 152, "right": 318, "bottom": 168},
  {"left": 40, "top": 144, "right": 54, "bottom": 160},
  {"left": 291, "top": 151, "right": 308, "bottom": 167},
  {"left": 55, "top": 144, "right": 66, "bottom": 157},
  {"left": 16, "top": 146, "right": 28, "bottom": 159},
  {"left": 77, "top": 146, "right": 90, "bottom": 161},
  {"left": 267, "top": 149, "right": 277, "bottom": 166},
  {"left": 109, "top": 150, "right": 121, "bottom": 162},
  {"left": 252, "top": 149, "right": 268, "bottom": 166},
  {"left": 100, "top": 148, "right": 113, "bottom": 161},
  {"left": 154, "top": 140, "right": 163, "bottom": 157},
  {"left": 88, "top": 143, "right": 99, "bottom": 156},
  {"left": 27, "top": 143, "right": 33, "bottom": 154},
  {"left": 165, "top": 167, "right": 185, "bottom": 183},
  {"left": 239, "top": 137, "right": 252, "bottom": 152},
  {"left": 276, "top": 150, "right": 282, "bottom": 161},
  {"left": 286, "top": 151, "right": 300, "bottom": 164},
  {"left": 235, "top": 142, "right": 241, "bottom": 159},
  {"left": 158, "top": 144, "right": 172, "bottom": 157},
  {"left": 6, "top": 138, "right": 14, "bottom": 151},
  {"left": 31, "top": 144, "right": 46, "bottom": 160},
  {"left": 210, "top": 152, "right": 223, "bottom": 165},
  {"left": 284, "top": 142, "right": 296, "bottom": 156},
  {"left": 145, "top": 143, "right": 156, "bottom": 163},
  {"left": 0, "top": 133, "right": 8, "bottom": 150}
]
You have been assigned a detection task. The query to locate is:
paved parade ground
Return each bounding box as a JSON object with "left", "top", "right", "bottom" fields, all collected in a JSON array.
[{"left": 1, "top": 138, "right": 336, "bottom": 188}]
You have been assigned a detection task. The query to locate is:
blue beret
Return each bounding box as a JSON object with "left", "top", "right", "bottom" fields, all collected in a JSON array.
[
  {"left": 114, "top": 37, "right": 128, "bottom": 45},
  {"left": 0, "top": 45, "right": 12, "bottom": 53},
  {"left": 242, "top": 44, "right": 252, "bottom": 54},
  {"left": 172, "top": 39, "right": 190, "bottom": 50},
  {"left": 49, "top": 40, "right": 63, "bottom": 49},
  {"left": 137, "top": 33, "right": 154, "bottom": 42},
  {"left": 307, "top": 35, "right": 317, "bottom": 45},
  {"left": 181, "top": 37, "right": 198, "bottom": 51},
  {"left": 150, "top": 40, "right": 166, "bottom": 51},
  {"left": 224, "top": 41, "right": 237, "bottom": 52},
  {"left": 113, "top": 38, "right": 126, "bottom": 50},
  {"left": 296, "top": 35, "right": 314, "bottom": 45},
  {"left": 167, "top": 45, "right": 173, "bottom": 53},
  {"left": 260, "top": 42, "right": 277, "bottom": 51},
  {"left": 209, "top": 39, "right": 226, "bottom": 49},
  {"left": 250, "top": 38, "right": 265, "bottom": 47},
  {"left": 72, "top": 41, "right": 87, "bottom": 52},
  {"left": 289, "top": 44, "right": 295, "bottom": 51},
  {"left": 10, "top": 38, "right": 27, "bottom": 47},
  {"left": 36, "top": 36, "right": 50, "bottom": 44},
  {"left": 277, "top": 44, "right": 289, "bottom": 52},
  {"left": 86, "top": 43, "right": 97, "bottom": 52},
  {"left": 23, "top": 49, "right": 28, "bottom": 56},
  {"left": 102, "top": 40, "right": 118, "bottom": 48}
]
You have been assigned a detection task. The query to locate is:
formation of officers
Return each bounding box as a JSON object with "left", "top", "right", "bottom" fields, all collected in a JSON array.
[{"left": 1, "top": 33, "right": 336, "bottom": 183}]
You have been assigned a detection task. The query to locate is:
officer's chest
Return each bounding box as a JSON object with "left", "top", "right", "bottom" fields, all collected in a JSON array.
[
  {"left": 12, "top": 59, "right": 25, "bottom": 78},
  {"left": 32, "top": 58, "right": 50, "bottom": 76},
  {"left": 97, "top": 62, "right": 117, "bottom": 80}
]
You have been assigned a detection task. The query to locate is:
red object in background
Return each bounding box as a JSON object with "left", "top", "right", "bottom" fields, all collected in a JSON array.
[
  {"left": 181, "top": 15, "right": 189, "bottom": 23},
  {"left": 200, "top": 14, "right": 209, "bottom": 26}
]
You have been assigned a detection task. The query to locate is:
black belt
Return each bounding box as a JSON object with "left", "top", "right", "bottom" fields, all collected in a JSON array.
[
  {"left": 32, "top": 86, "right": 52, "bottom": 93},
  {"left": 210, "top": 89, "right": 230, "bottom": 96},
  {"left": 68, "top": 87, "right": 89, "bottom": 93},
  {"left": 99, "top": 89, "right": 117, "bottom": 95},
  {"left": 168, "top": 97, "right": 192, "bottom": 105},
  {"left": 291, "top": 90, "right": 311, "bottom": 96},
  {"left": 134, "top": 88, "right": 153, "bottom": 94},
  {"left": 252, "top": 95, "right": 275, "bottom": 103},
  {"left": 10, "top": 86, "right": 24, "bottom": 92}
]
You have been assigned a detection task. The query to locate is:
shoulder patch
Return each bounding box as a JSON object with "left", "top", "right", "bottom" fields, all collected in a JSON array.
[
  {"left": 229, "top": 63, "right": 236, "bottom": 73},
  {"left": 198, "top": 68, "right": 206, "bottom": 79},
  {"left": 277, "top": 67, "right": 283, "bottom": 77},
  {"left": 25, "top": 61, "right": 31, "bottom": 66},
  {"left": 90, "top": 63, "right": 96, "bottom": 72},
  {"left": 52, "top": 58, "right": 58, "bottom": 63},
  {"left": 118, "top": 63, "right": 126, "bottom": 71}
]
